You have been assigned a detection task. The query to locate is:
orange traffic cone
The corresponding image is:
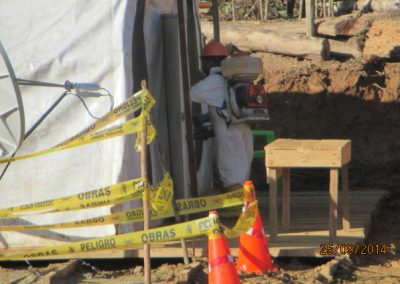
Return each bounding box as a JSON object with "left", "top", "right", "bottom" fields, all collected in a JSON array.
[
  {"left": 208, "top": 211, "right": 240, "bottom": 284},
  {"left": 236, "top": 180, "right": 278, "bottom": 273}
]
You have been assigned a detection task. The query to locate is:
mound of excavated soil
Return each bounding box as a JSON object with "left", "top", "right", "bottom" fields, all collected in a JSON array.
[
  {"left": 250, "top": 52, "right": 400, "bottom": 190},
  {"left": 363, "top": 14, "right": 400, "bottom": 59}
]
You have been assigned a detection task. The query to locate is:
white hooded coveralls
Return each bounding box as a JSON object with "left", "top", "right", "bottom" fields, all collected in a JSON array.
[{"left": 190, "top": 67, "right": 253, "bottom": 188}]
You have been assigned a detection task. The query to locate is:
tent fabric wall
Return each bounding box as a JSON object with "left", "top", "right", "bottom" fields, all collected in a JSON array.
[
  {"left": 0, "top": 0, "right": 138, "bottom": 248},
  {"left": 0, "top": 0, "right": 206, "bottom": 249}
]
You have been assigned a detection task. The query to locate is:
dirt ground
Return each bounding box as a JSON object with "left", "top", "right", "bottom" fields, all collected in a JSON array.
[{"left": 1, "top": 12, "right": 400, "bottom": 284}]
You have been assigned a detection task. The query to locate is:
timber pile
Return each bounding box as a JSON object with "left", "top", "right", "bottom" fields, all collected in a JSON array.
[
  {"left": 200, "top": 2, "right": 400, "bottom": 61},
  {"left": 201, "top": 21, "right": 330, "bottom": 60},
  {"left": 370, "top": 0, "right": 400, "bottom": 12}
]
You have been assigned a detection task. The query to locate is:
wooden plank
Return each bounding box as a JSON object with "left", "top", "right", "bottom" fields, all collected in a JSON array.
[
  {"left": 267, "top": 151, "right": 342, "bottom": 167},
  {"left": 265, "top": 139, "right": 351, "bottom": 167},
  {"left": 0, "top": 190, "right": 385, "bottom": 259},
  {"left": 266, "top": 139, "right": 349, "bottom": 150}
]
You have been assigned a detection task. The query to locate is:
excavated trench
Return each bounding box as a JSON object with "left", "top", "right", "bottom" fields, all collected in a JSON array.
[{"left": 252, "top": 54, "right": 400, "bottom": 192}]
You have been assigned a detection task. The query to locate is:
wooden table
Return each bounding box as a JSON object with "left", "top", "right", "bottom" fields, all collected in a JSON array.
[{"left": 265, "top": 139, "right": 351, "bottom": 242}]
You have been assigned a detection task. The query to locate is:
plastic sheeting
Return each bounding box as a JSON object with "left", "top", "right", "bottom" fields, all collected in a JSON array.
[
  {"left": 0, "top": 0, "right": 136, "bottom": 248},
  {"left": 0, "top": 0, "right": 206, "bottom": 249}
]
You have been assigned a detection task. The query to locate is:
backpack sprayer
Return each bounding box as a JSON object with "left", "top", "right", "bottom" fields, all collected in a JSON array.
[
  {"left": 221, "top": 55, "right": 269, "bottom": 124},
  {"left": 193, "top": 54, "right": 269, "bottom": 140}
]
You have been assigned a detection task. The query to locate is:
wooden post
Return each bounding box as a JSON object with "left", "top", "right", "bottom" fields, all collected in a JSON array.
[
  {"left": 232, "top": 0, "right": 235, "bottom": 21},
  {"left": 299, "top": 0, "right": 304, "bottom": 19},
  {"left": 315, "top": 0, "right": 318, "bottom": 18},
  {"left": 306, "top": 0, "right": 316, "bottom": 37},
  {"left": 212, "top": 0, "right": 220, "bottom": 41},
  {"left": 329, "top": 168, "right": 339, "bottom": 243},
  {"left": 282, "top": 168, "right": 291, "bottom": 232},
  {"left": 268, "top": 168, "right": 278, "bottom": 241},
  {"left": 342, "top": 164, "right": 350, "bottom": 232},
  {"left": 323, "top": 0, "right": 327, "bottom": 18},
  {"left": 329, "top": 0, "right": 333, "bottom": 17},
  {"left": 259, "top": 0, "right": 263, "bottom": 21},
  {"left": 141, "top": 80, "right": 151, "bottom": 284},
  {"left": 265, "top": 0, "right": 270, "bottom": 20}
]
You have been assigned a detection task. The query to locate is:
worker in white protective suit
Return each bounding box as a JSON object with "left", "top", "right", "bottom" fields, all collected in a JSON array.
[{"left": 190, "top": 40, "right": 254, "bottom": 192}]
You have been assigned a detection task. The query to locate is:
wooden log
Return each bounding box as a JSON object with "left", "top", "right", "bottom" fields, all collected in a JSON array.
[
  {"left": 201, "top": 21, "right": 330, "bottom": 60},
  {"left": 317, "top": 13, "right": 361, "bottom": 37},
  {"left": 371, "top": 0, "right": 400, "bottom": 12},
  {"left": 328, "top": 38, "right": 362, "bottom": 59}
]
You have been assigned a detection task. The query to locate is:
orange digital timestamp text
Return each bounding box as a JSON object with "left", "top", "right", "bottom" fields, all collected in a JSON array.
[{"left": 320, "top": 243, "right": 387, "bottom": 256}]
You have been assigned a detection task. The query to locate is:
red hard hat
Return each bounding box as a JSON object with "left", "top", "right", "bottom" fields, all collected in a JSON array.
[{"left": 201, "top": 40, "right": 228, "bottom": 57}]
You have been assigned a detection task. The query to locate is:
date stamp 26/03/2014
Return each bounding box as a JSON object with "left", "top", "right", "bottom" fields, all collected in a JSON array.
[{"left": 320, "top": 243, "right": 388, "bottom": 256}]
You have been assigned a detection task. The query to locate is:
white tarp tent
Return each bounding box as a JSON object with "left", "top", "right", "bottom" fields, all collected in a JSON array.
[{"left": 0, "top": 0, "right": 209, "bottom": 250}]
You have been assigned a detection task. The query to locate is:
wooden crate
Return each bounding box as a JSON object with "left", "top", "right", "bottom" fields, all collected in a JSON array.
[{"left": 265, "top": 139, "right": 351, "bottom": 168}]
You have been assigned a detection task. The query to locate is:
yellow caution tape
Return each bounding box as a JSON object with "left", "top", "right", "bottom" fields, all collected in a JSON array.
[
  {"left": 0, "top": 189, "right": 243, "bottom": 231},
  {"left": 150, "top": 173, "right": 173, "bottom": 213},
  {"left": 223, "top": 200, "right": 258, "bottom": 238},
  {"left": 58, "top": 89, "right": 155, "bottom": 147},
  {"left": 0, "top": 173, "right": 174, "bottom": 219},
  {"left": 0, "top": 178, "right": 145, "bottom": 218},
  {"left": 0, "top": 201, "right": 258, "bottom": 260},
  {"left": 0, "top": 113, "right": 156, "bottom": 165},
  {"left": 0, "top": 89, "right": 156, "bottom": 165}
]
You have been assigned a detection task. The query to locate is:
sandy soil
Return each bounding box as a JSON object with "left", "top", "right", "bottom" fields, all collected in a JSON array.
[{"left": 363, "top": 13, "right": 400, "bottom": 59}]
